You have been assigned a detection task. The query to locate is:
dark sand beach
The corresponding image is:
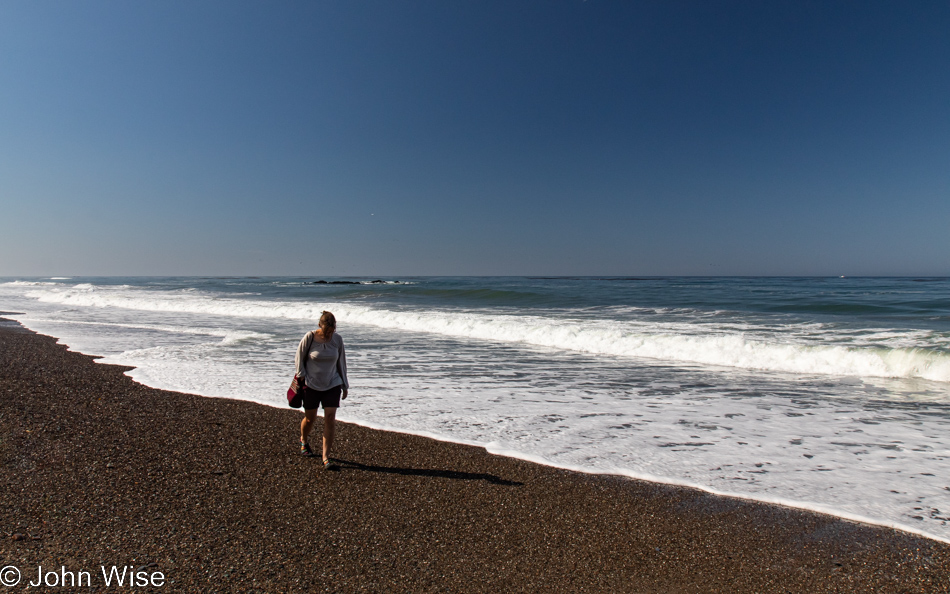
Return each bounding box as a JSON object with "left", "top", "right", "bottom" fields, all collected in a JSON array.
[{"left": 2, "top": 318, "right": 948, "bottom": 593}]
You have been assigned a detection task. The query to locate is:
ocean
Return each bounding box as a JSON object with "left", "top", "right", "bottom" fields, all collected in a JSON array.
[{"left": 2, "top": 276, "right": 949, "bottom": 542}]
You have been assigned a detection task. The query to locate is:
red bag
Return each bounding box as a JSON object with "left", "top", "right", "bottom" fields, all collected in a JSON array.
[{"left": 287, "top": 376, "right": 304, "bottom": 408}]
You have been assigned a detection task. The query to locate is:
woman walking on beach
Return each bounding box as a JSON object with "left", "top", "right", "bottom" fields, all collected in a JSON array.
[{"left": 295, "top": 311, "right": 349, "bottom": 469}]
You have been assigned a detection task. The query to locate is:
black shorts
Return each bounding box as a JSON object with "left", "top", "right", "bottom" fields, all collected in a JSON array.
[{"left": 301, "top": 384, "right": 343, "bottom": 411}]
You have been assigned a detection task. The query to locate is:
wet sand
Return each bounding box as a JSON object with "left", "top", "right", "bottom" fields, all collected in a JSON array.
[{"left": 1, "top": 319, "right": 948, "bottom": 592}]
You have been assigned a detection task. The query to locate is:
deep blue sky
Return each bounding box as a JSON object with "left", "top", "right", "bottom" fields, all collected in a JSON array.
[{"left": 1, "top": 1, "right": 947, "bottom": 276}]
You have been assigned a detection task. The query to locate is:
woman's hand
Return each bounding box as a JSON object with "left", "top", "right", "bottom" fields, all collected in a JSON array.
[{"left": 342, "top": 388, "right": 348, "bottom": 400}]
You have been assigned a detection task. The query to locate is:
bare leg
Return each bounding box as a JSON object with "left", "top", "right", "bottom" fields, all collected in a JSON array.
[
  {"left": 322, "top": 407, "right": 338, "bottom": 462},
  {"left": 300, "top": 409, "right": 318, "bottom": 443}
]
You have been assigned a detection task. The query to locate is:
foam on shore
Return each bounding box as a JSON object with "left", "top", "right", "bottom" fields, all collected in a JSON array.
[{"left": 8, "top": 314, "right": 949, "bottom": 546}]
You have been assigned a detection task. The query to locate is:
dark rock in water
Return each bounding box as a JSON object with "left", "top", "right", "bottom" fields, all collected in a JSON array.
[{"left": 312, "top": 279, "right": 399, "bottom": 285}]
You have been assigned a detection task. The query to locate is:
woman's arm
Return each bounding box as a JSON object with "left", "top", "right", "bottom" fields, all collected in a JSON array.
[
  {"left": 336, "top": 335, "right": 349, "bottom": 391},
  {"left": 294, "top": 331, "right": 312, "bottom": 379}
]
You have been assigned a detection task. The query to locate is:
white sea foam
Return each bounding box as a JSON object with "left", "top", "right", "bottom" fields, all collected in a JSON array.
[{"left": 20, "top": 283, "right": 950, "bottom": 383}]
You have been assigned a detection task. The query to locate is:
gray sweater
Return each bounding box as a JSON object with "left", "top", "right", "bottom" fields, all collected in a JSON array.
[{"left": 294, "top": 331, "right": 349, "bottom": 391}]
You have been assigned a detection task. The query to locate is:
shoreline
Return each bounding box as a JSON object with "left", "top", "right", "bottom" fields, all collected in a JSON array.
[
  {"left": 2, "top": 319, "right": 948, "bottom": 592},
  {"left": 11, "top": 312, "right": 948, "bottom": 547}
]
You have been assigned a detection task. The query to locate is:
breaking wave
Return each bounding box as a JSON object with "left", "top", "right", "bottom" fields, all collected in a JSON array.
[{"left": 19, "top": 283, "right": 950, "bottom": 383}]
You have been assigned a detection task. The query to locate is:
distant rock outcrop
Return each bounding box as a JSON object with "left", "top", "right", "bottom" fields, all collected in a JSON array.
[{"left": 311, "top": 280, "right": 400, "bottom": 285}]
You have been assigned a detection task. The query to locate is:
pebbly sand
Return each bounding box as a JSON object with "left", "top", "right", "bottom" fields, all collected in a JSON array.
[{"left": 1, "top": 319, "right": 948, "bottom": 592}]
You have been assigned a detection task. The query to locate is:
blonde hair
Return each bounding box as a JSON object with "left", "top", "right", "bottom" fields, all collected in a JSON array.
[{"left": 318, "top": 311, "right": 337, "bottom": 340}]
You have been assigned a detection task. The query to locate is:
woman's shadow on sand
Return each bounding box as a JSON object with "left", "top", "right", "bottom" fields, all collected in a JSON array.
[{"left": 333, "top": 459, "right": 523, "bottom": 486}]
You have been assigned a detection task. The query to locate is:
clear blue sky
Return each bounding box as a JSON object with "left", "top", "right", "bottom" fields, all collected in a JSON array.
[{"left": 1, "top": 1, "right": 947, "bottom": 276}]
